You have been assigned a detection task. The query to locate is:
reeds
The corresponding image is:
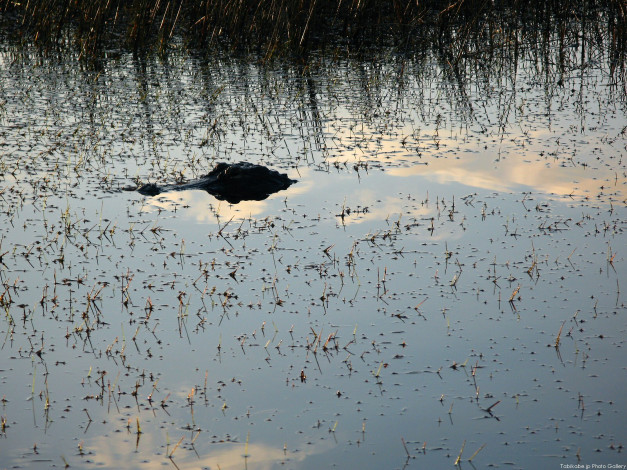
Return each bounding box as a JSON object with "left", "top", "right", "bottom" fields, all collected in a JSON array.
[
  {"left": 1, "top": 0, "right": 624, "bottom": 64},
  {"left": 0, "top": 0, "right": 419, "bottom": 56}
]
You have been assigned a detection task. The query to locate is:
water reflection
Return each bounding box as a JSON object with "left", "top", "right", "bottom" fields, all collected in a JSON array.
[
  {"left": 0, "top": 16, "right": 625, "bottom": 470},
  {"left": 84, "top": 431, "right": 330, "bottom": 470},
  {"left": 144, "top": 167, "right": 308, "bottom": 223},
  {"left": 387, "top": 151, "right": 622, "bottom": 199}
]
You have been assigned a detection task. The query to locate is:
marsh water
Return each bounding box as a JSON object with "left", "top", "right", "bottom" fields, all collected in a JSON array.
[{"left": 0, "top": 37, "right": 625, "bottom": 470}]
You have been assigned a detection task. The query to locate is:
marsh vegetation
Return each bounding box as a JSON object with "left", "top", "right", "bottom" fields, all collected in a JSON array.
[
  {"left": 0, "top": 2, "right": 625, "bottom": 469},
  {"left": 2, "top": 0, "right": 626, "bottom": 62}
]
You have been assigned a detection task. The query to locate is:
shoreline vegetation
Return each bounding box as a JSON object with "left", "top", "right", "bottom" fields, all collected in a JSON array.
[{"left": 0, "top": 0, "right": 625, "bottom": 67}]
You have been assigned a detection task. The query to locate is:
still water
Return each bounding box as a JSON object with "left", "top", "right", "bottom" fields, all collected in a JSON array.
[{"left": 0, "top": 39, "right": 625, "bottom": 469}]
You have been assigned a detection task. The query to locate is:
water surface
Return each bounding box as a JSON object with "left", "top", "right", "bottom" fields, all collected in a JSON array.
[{"left": 0, "top": 40, "right": 625, "bottom": 469}]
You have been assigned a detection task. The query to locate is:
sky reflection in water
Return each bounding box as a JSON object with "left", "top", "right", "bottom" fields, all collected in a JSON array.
[{"left": 0, "top": 41, "right": 625, "bottom": 470}]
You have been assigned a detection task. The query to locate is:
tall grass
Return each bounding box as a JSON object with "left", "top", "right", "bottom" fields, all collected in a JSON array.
[{"left": 0, "top": 0, "right": 625, "bottom": 65}]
